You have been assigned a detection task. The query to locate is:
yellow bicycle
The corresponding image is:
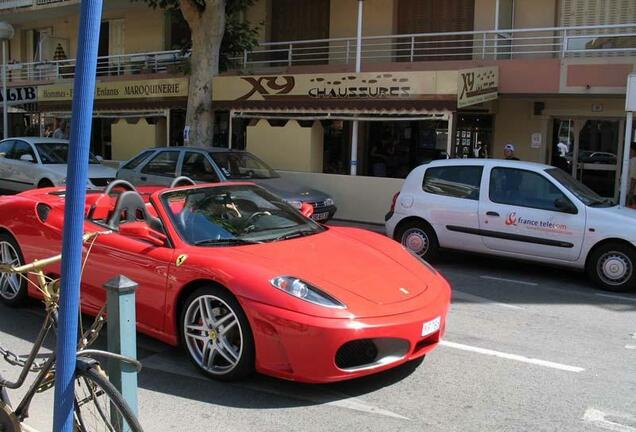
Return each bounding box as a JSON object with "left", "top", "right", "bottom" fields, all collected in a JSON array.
[{"left": 0, "top": 231, "right": 143, "bottom": 432}]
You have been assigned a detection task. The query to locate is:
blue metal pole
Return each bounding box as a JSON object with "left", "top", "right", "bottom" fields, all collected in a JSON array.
[{"left": 53, "top": 1, "right": 102, "bottom": 431}]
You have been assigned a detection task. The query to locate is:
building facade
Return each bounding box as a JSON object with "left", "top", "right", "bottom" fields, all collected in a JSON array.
[
  {"left": 214, "top": 0, "right": 636, "bottom": 222},
  {"left": 0, "top": 0, "right": 189, "bottom": 160},
  {"left": 2, "top": 0, "right": 635, "bottom": 223}
]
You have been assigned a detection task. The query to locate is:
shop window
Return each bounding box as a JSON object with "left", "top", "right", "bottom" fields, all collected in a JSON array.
[
  {"left": 454, "top": 114, "right": 493, "bottom": 159},
  {"left": 423, "top": 166, "right": 482, "bottom": 200},
  {"left": 322, "top": 120, "right": 350, "bottom": 175},
  {"left": 141, "top": 150, "right": 180, "bottom": 177},
  {"left": 365, "top": 120, "right": 449, "bottom": 179}
]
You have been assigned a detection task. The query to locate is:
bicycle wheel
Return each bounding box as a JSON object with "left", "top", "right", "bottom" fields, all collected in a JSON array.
[{"left": 73, "top": 365, "right": 143, "bottom": 432}]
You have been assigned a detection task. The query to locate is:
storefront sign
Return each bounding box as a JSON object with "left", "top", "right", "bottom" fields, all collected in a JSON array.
[
  {"left": 457, "top": 66, "right": 498, "bottom": 108},
  {"left": 38, "top": 78, "right": 189, "bottom": 102},
  {"left": 213, "top": 71, "right": 458, "bottom": 102},
  {"left": 0, "top": 86, "right": 37, "bottom": 106}
]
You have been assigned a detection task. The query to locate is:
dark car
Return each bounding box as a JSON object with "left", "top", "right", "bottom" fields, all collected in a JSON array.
[{"left": 116, "top": 147, "right": 337, "bottom": 221}]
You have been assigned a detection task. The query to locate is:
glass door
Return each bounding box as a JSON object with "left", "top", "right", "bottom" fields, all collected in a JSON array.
[
  {"left": 576, "top": 119, "right": 623, "bottom": 200},
  {"left": 551, "top": 118, "right": 624, "bottom": 200}
]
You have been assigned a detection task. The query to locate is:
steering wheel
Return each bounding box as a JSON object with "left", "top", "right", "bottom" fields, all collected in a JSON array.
[
  {"left": 170, "top": 176, "right": 196, "bottom": 188},
  {"left": 104, "top": 179, "right": 136, "bottom": 196},
  {"left": 240, "top": 211, "right": 271, "bottom": 233}
]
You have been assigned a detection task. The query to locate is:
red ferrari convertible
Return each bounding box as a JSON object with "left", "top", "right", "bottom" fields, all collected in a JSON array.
[{"left": 0, "top": 180, "right": 450, "bottom": 383}]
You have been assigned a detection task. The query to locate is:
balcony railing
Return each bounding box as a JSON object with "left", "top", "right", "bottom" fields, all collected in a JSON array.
[
  {"left": 6, "top": 50, "right": 188, "bottom": 84},
  {"left": 0, "top": 0, "right": 32, "bottom": 9},
  {"left": 230, "top": 23, "right": 636, "bottom": 69}
]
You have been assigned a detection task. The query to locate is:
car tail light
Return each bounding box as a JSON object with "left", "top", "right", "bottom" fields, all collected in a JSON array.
[{"left": 389, "top": 192, "right": 400, "bottom": 212}]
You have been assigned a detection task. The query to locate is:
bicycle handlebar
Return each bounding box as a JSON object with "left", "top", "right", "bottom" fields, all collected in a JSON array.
[{"left": 0, "top": 231, "right": 112, "bottom": 274}]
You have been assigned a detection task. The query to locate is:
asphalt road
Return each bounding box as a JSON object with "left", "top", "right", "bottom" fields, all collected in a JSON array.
[{"left": 1, "top": 250, "right": 635, "bottom": 432}]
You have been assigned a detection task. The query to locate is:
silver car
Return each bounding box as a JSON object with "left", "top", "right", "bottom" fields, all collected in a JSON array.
[
  {"left": 0, "top": 137, "right": 116, "bottom": 192},
  {"left": 116, "top": 147, "right": 337, "bottom": 221}
]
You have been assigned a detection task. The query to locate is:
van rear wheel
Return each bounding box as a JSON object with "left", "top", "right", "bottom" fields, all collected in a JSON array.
[
  {"left": 395, "top": 220, "right": 439, "bottom": 262},
  {"left": 587, "top": 242, "right": 636, "bottom": 292}
]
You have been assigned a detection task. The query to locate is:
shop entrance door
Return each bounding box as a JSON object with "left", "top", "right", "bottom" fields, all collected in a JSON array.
[{"left": 551, "top": 118, "right": 624, "bottom": 199}]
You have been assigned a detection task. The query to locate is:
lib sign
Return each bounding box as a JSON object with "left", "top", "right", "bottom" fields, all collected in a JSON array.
[
  {"left": 0, "top": 86, "right": 37, "bottom": 106},
  {"left": 457, "top": 66, "right": 498, "bottom": 108}
]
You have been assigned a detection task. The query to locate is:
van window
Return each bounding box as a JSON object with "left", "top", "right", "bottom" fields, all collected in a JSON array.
[
  {"left": 490, "top": 167, "right": 573, "bottom": 212},
  {"left": 422, "top": 166, "right": 482, "bottom": 200}
]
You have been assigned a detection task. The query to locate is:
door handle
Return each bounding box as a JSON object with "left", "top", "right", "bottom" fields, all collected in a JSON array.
[
  {"left": 140, "top": 176, "right": 147, "bottom": 181},
  {"left": 486, "top": 211, "right": 500, "bottom": 217}
]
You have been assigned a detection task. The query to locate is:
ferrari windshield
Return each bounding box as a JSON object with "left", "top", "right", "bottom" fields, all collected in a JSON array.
[
  {"left": 209, "top": 151, "right": 280, "bottom": 180},
  {"left": 36, "top": 142, "right": 100, "bottom": 164},
  {"left": 162, "top": 185, "right": 324, "bottom": 245}
]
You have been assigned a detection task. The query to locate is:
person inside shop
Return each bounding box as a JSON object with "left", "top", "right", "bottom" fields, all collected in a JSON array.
[
  {"left": 503, "top": 143, "right": 520, "bottom": 160},
  {"left": 370, "top": 138, "right": 395, "bottom": 177},
  {"left": 53, "top": 120, "right": 68, "bottom": 140}
]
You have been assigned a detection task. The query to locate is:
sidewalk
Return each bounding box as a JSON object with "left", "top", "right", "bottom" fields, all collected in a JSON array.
[{"left": 327, "top": 219, "right": 385, "bottom": 234}]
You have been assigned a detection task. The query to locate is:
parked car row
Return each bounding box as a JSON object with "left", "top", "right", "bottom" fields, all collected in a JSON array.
[
  {"left": 0, "top": 138, "right": 337, "bottom": 222},
  {"left": 2, "top": 137, "right": 635, "bottom": 297}
]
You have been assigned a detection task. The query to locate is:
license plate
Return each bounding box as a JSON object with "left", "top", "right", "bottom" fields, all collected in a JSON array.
[
  {"left": 421, "top": 316, "right": 441, "bottom": 337},
  {"left": 311, "top": 212, "right": 329, "bottom": 221}
]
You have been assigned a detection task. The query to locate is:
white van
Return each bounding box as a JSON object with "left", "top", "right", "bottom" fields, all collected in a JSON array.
[{"left": 385, "top": 159, "right": 636, "bottom": 292}]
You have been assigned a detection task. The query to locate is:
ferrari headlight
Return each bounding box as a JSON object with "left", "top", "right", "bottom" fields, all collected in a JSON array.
[
  {"left": 285, "top": 200, "right": 303, "bottom": 209},
  {"left": 270, "top": 276, "right": 346, "bottom": 309}
]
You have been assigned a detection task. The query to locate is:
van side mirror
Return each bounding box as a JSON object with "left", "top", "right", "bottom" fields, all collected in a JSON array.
[
  {"left": 554, "top": 197, "right": 577, "bottom": 214},
  {"left": 300, "top": 202, "right": 314, "bottom": 218},
  {"left": 95, "top": 155, "right": 104, "bottom": 162}
]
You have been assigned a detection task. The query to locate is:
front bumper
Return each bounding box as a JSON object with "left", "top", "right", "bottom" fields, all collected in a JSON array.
[
  {"left": 311, "top": 205, "right": 337, "bottom": 222},
  {"left": 241, "top": 296, "right": 449, "bottom": 383}
]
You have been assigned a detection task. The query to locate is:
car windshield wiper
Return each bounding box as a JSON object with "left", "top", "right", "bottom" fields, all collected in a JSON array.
[
  {"left": 270, "top": 228, "right": 318, "bottom": 242},
  {"left": 194, "top": 238, "right": 263, "bottom": 246},
  {"left": 588, "top": 198, "right": 613, "bottom": 207}
]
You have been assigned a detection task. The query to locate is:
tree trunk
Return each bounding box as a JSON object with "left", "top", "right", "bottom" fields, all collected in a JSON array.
[{"left": 181, "top": 0, "right": 226, "bottom": 147}]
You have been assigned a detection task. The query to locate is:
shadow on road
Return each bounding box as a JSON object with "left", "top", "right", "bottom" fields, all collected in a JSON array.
[{"left": 433, "top": 250, "right": 636, "bottom": 311}]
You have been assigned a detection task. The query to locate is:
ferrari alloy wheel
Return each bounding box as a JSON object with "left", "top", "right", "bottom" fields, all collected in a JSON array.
[
  {"left": 588, "top": 242, "right": 636, "bottom": 292},
  {"left": 0, "top": 234, "right": 27, "bottom": 306},
  {"left": 396, "top": 220, "right": 439, "bottom": 262},
  {"left": 181, "top": 287, "right": 255, "bottom": 381}
]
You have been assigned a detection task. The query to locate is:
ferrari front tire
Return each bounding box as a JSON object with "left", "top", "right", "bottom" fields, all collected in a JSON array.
[
  {"left": 180, "top": 286, "right": 255, "bottom": 381},
  {"left": 0, "top": 233, "right": 28, "bottom": 306}
]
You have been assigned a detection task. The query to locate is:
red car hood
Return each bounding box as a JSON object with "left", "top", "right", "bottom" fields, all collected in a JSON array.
[{"left": 235, "top": 227, "right": 431, "bottom": 307}]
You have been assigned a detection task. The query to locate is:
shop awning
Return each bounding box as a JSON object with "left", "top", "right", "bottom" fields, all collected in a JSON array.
[{"left": 214, "top": 98, "right": 456, "bottom": 116}]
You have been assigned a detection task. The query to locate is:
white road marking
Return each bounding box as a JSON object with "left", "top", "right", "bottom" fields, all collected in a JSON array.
[
  {"left": 595, "top": 293, "right": 636, "bottom": 303},
  {"left": 625, "top": 345, "right": 636, "bottom": 350},
  {"left": 479, "top": 275, "right": 538, "bottom": 286},
  {"left": 453, "top": 290, "right": 524, "bottom": 310},
  {"left": 439, "top": 340, "right": 585, "bottom": 373},
  {"left": 583, "top": 408, "right": 636, "bottom": 432},
  {"left": 142, "top": 350, "right": 411, "bottom": 420},
  {"left": 239, "top": 383, "right": 411, "bottom": 420}
]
